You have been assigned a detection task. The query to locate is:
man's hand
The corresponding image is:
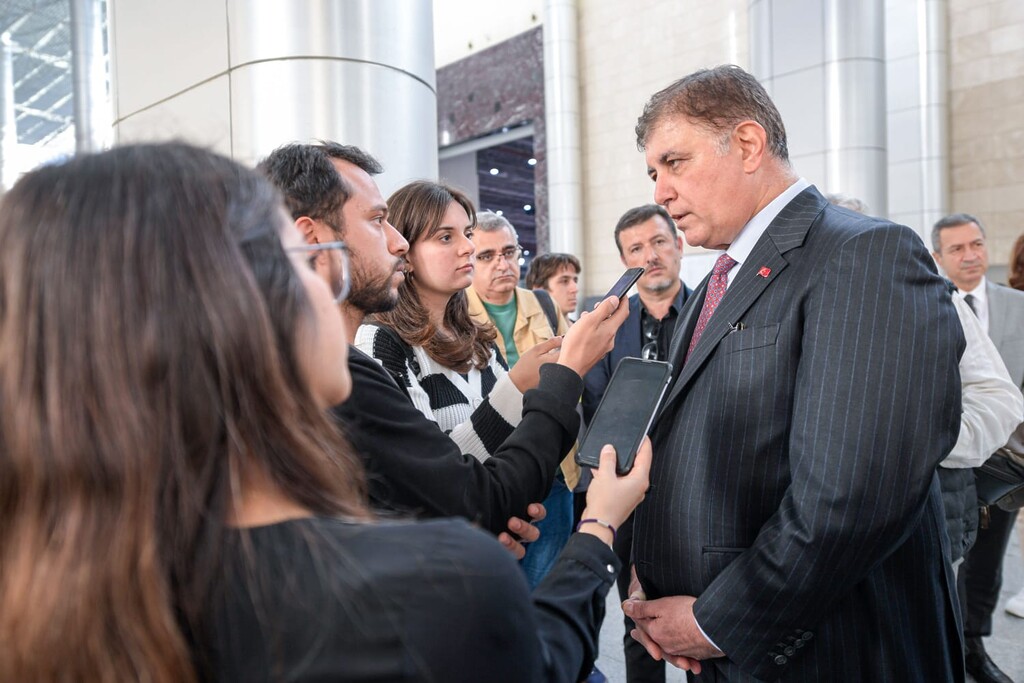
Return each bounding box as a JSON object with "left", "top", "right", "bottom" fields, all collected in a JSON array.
[
  {"left": 497, "top": 502, "right": 546, "bottom": 560},
  {"left": 622, "top": 588, "right": 722, "bottom": 672}
]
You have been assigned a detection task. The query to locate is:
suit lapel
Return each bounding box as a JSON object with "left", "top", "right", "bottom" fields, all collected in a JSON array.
[{"left": 655, "top": 187, "right": 826, "bottom": 423}]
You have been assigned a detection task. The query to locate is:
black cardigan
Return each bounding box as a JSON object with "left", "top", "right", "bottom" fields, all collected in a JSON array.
[
  {"left": 202, "top": 516, "right": 620, "bottom": 682},
  {"left": 333, "top": 347, "right": 582, "bottom": 534}
]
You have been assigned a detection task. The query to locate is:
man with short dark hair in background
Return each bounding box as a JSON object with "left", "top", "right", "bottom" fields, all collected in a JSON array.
[
  {"left": 526, "top": 252, "right": 582, "bottom": 320},
  {"left": 933, "top": 212, "right": 1024, "bottom": 683},
  {"left": 583, "top": 202, "right": 691, "bottom": 683}
]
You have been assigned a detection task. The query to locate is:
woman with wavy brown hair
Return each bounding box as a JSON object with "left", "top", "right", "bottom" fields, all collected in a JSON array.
[
  {"left": 0, "top": 144, "right": 650, "bottom": 682},
  {"left": 359, "top": 181, "right": 558, "bottom": 460}
]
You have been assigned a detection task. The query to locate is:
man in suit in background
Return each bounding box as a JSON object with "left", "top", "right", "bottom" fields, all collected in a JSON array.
[
  {"left": 583, "top": 203, "right": 692, "bottom": 683},
  {"left": 622, "top": 65, "right": 964, "bottom": 681},
  {"left": 933, "top": 213, "right": 1024, "bottom": 683}
]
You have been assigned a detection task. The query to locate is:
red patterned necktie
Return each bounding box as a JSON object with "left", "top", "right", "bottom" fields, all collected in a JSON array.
[{"left": 686, "top": 253, "right": 738, "bottom": 362}]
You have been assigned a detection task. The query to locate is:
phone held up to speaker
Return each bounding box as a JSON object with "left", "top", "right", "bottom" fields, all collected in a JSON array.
[{"left": 576, "top": 357, "right": 672, "bottom": 475}]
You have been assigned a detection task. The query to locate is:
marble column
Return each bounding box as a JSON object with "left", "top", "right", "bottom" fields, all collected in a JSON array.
[
  {"left": 109, "top": 0, "right": 437, "bottom": 191},
  {"left": 750, "top": 0, "right": 887, "bottom": 215}
]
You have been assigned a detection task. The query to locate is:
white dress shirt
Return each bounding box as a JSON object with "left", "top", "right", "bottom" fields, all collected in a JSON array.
[
  {"left": 959, "top": 277, "right": 990, "bottom": 334},
  {"left": 725, "top": 178, "right": 811, "bottom": 287}
]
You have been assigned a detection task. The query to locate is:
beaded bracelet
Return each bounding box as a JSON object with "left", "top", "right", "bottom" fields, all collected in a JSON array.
[{"left": 576, "top": 518, "right": 617, "bottom": 541}]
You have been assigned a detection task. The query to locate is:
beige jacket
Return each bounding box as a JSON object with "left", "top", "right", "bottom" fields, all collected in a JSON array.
[{"left": 467, "top": 287, "right": 579, "bottom": 489}]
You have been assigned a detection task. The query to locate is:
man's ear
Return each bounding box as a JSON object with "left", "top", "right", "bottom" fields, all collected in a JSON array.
[
  {"left": 733, "top": 120, "right": 767, "bottom": 173},
  {"left": 294, "top": 216, "right": 318, "bottom": 244}
]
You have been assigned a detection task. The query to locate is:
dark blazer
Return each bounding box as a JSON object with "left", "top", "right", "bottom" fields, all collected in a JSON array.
[
  {"left": 335, "top": 348, "right": 581, "bottom": 534},
  {"left": 633, "top": 187, "right": 966, "bottom": 681},
  {"left": 582, "top": 283, "right": 692, "bottom": 424}
]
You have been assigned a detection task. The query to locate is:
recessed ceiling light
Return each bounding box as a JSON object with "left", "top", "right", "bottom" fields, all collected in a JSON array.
[
  {"left": 489, "top": 168, "right": 499, "bottom": 175},
  {"left": 527, "top": 158, "right": 537, "bottom": 166},
  {"left": 495, "top": 210, "right": 504, "bottom": 216},
  {"left": 523, "top": 204, "right": 532, "bottom": 211}
]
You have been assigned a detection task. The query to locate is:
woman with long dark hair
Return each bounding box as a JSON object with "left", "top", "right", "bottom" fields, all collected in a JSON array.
[
  {"left": 357, "top": 181, "right": 562, "bottom": 460},
  {"left": 0, "top": 143, "right": 649, "bottom": 682}
]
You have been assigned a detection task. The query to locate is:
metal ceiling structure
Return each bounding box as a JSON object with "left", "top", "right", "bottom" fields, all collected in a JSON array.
[{"left": 1, "top": 0, "right": 76, "bottom": 146}]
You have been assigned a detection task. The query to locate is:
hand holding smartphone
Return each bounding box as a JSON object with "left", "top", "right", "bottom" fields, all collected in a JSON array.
[
  {"left": 604, "top": 267, "right": 644, "bottom": 302},
  {"left": 576, "top": 357, "right": 672, "bottom": 474}
]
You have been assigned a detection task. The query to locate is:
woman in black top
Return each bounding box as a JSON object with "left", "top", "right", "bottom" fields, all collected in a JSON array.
[{"left": 0, "top": 143, "right": 651, "bottom": 683}]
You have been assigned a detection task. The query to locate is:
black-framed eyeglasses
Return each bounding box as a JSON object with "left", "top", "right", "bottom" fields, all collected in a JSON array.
[
  {"left": 286, "top": 241, "right": 350, "bottom": 303},
  {"left": 641, "top": 314, "right": 661, "bottom": 360},
  {"left": 476, "top": 245, "right": 522, "bottom": 265}
]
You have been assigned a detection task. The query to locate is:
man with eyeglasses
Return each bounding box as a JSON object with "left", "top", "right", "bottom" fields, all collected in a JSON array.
[
  {"left": 581, "top": 203, "right": 691, "bottom": 683},
  {"left": 259, "top": 143, "right": 628, "bottom": 573},
  {"left": 467, "top": 211, "right": 579, "bottom": 590}
]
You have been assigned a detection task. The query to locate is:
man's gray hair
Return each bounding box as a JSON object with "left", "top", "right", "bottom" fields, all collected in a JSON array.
[
  {"left": 635, "top": 65, "right": 789, "bottom": 162},
  {"left": 475, "top": 211, "right": 519, "bottom": 242},
  {"left": 931, "top": 213, "right": 985, "bottom": 252}
]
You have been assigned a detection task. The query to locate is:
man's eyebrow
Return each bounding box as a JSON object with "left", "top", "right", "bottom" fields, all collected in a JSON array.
[{"left": 657, "top": 150, "right": 680, "bottom": 165}]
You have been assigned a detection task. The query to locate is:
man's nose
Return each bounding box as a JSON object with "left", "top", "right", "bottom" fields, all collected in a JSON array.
[
  {"left": 653, "top": 176, "right": 675, "bottom": 207},
  {"left": 387, "top": 221, "right": 409, "bottom": 256}
]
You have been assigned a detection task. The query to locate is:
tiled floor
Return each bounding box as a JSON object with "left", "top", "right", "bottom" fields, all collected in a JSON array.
[{"left": 594, "top": 527, "right": 1024, "bottom": 682}]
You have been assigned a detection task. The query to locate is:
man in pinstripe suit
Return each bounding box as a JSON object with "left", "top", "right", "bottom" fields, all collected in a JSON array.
[{"left": 622, "top": 65, "right": 965, "bottom": 681}]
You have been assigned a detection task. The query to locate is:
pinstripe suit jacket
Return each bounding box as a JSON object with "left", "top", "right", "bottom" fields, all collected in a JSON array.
[{"left": 633, "top": 187, "right": 966, "bottom": 681}]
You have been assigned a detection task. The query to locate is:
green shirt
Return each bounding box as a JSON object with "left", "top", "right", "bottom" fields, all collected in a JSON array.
[{"left": 482, "top": 296, "right": 519, "bottom": 367}]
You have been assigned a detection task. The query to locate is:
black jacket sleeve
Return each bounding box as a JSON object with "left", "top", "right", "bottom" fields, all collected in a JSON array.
[{"left": 334, "top": 347, "right": 582, "bottom": 533}]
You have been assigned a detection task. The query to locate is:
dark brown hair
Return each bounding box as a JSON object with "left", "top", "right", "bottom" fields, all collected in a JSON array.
[
  {"left": 1010, "top": 233, "right": 1024, "bottom": 291},
  {"left": 613, "top": 204, "right": 678, "bottom": 256},
  {"left": 636, "top": 64, "right": 789, "bottom": 161},
  {"left": 525, "top": 253, "right": 581, "bottom": 290},
  {"left": 372, "top": 180, "right": 496, "bottom": 371},
  {"left": 0, "top": 143, "right": 367, "bottom": 682},
  {"left": 257, "top": 140, "right": 384, "bottom": 228}
]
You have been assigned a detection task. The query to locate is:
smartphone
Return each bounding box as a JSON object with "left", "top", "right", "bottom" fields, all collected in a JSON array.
[
  {"left": 604, "top": 267, "right": 645, "bottom": 301},
  {"left": 576, "top": 357, "right": 673, "bottom": 474}
]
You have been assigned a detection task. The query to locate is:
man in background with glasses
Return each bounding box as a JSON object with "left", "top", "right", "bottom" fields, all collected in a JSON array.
[
  {"left": 468, "top": 211, "right": 577, "bottom": 591},
  {"left": 582, "top": 203, "right": 692, "bottom": 683}
]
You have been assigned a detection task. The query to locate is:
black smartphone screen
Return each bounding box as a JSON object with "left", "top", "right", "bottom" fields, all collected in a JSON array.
[
  {"left": 576, "top": 357, "right": 673, "bottom": 474},
  {"left": 604, "top": 267, "right": 645, "bottom": 301}
]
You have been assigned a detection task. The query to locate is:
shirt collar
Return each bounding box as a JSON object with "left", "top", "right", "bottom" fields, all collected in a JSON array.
[
  {"left": 726, "top": 178, "right": 811, "bottom": 269},
  {"left": 960, "top": 277, "right": 987, "bottom": 302}
]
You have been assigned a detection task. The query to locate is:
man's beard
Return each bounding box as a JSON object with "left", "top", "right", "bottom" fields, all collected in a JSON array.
[{"left": 347, "top": 257, "right": 400, "bottom": 314}]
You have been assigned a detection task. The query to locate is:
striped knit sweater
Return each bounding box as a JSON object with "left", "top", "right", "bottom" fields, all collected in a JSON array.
[{"left": 354, "top": 323, "right": 524, "bottom": 462}]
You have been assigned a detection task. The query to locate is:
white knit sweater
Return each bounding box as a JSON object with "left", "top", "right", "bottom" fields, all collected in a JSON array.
[{"left": 355, "top": 323, "right": 524, "bottom": 461}]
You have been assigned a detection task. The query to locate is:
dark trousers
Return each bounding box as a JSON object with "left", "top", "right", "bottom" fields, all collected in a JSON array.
[
  {"left": 615, "top": 512, "right": 666, "bottom": 683},
  {"left": 957, "top": 505, "right": 1020, "bottom": 637}
]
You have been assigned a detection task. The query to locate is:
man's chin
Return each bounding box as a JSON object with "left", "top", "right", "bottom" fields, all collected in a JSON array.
[{"left": 348, "top": 287, "right": 399, "bottom": 314}]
